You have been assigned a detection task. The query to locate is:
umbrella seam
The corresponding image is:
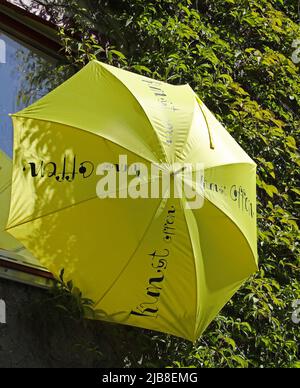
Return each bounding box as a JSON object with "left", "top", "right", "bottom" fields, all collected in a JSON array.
[
  {"left": 180, "top": 198, "right": 201, "bottom": 342},
  {"left": 5, "top": 172, "right": 166, "bottom": 231},
  {"left": 173, "top": 97, "right": 202, "bottom": 164},
  {"left": 183, "top": 178, "right": 258, "bottom": 265},
  {"left": 0, "top": 181, "right": 12, "bottom": 195},
  {"left": 194, "top": 94, "right": 215, "bottom": 150},
  {"left": 93, "top": 187, "right": 171, "bottom": 308},
  {"left": 96, "top": 61, "right": 170, "bottom": 165},
  {"left": 5, "top": 194, "right": 99, "bottom": 231},
  {"left": 10, "top": 115, "right": 162, "bottom": 167}
]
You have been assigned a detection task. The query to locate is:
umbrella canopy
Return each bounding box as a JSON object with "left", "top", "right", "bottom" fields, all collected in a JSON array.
[
  {"left": 6, "top": 60, "right": 257, "bottom": 341},
  {"left": 0, "top": 149, "right": 40, "bottom": 265},
  {"left": 0, "top": 149, "right": 18, "bottom": 252}
]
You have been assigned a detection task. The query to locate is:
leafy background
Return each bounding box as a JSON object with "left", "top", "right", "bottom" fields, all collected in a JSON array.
[{"left": 11, "top": 0, "right": 300, "bottom": 368}]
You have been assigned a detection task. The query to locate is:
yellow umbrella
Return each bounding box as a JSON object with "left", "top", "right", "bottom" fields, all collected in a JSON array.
[
  {"left": 0, "top": 149, "right": 40, "bottom": 265},
  {"left": 0, "top": 149, "right": 18, "bottom": 252},
  {"left": 6, "top": 60, "right": 257, "bottom": 341}
]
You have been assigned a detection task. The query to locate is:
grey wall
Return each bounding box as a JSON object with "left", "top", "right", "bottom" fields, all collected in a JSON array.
[
  {"left": 0, "top": 278, "right": 180, "bottom": 368},
  {"left": 0, "top": 278, "right": 147, "bottom": 368}
]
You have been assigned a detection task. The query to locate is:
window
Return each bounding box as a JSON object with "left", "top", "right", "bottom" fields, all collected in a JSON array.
[
  {"left": 0, "top": 3, "right": 60, "bottom": 287},
  {"left": 0, "top": 30, "right": 56, "bottom": 156}
]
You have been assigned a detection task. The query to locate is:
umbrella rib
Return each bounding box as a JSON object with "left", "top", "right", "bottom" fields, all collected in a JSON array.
[
  {"left": 183, "top": 179, "right": 257, "bottom": 263},
  {"left": 174, "top": 98, "right": 200, "bottom": 164},
  {"left": 5, "top": 194, "right": 99, "bottom": 231},
  {"left": 206, "top": 197, "right": 257, "bottom": 263},
  {"left": 5, "top": 172, "right": 167, "bottom": 231},
  {"left": 93, "top": 192, "right": 169, "bottom": 308},
  {"left": 194, "top": 95, "right": 215, "bottom": 150},
  {"left": 180, "top": 200, "right": 203, "bottom": 341},
  {"left": 0, "top": 181, "right": 11, "bottom": 195},
  {"left": 11, "top": 114, "right": 162, "bottom": 167},
  {"left": 96, "top": 62, "right": 170, "bottom": 164}
]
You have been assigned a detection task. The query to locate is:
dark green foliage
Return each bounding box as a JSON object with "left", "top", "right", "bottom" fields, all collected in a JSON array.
[{"left": 18, "top": 0, "right": 300, "bottom": 368}]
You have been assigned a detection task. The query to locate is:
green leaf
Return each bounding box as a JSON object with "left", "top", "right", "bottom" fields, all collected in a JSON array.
[
  {"left": 224, "top": 337, "right": 236, "bottom": 349},
  {"left": 110, "top": 49, "right": 126, "bottom": 59}
]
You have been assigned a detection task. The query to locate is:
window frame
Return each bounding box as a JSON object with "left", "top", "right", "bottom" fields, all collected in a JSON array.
[{"left": 0, "top": 1, "right": 61, "bottom": 59}]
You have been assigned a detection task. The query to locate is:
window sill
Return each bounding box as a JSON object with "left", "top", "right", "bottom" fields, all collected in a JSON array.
[{"left": 0, "top": 254, "right": 54, "bottom": 288}]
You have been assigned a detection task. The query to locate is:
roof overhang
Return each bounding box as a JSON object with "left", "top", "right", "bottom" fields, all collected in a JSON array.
[{"left": 0, "top": 0, "right": 62, "bottom": 59}]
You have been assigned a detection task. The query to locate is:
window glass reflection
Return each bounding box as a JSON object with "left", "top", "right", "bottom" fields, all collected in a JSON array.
[{"left": 0, "top": 31, "right": 56, "bottom": 157}]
